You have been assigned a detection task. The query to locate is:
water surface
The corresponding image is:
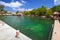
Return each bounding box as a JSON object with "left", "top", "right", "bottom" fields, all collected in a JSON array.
[{"left": 0, "top": 16, "right": 53, "bottom": 40}]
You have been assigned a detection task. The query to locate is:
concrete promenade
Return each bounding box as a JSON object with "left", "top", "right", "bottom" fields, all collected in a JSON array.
[
  {"left": 51, "top": 20, "right": 60, "bottom": 40},
  {"left": 0, "top": 20, "right": 32, "bottom": 40}
]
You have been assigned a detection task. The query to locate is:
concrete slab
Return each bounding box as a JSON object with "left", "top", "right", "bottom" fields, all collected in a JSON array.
[
  {"left": 51, "top": 20, "right": 60, "bottom": 40},
  {"left": 0, "top": 20, "right": 32, "bottom": 40}
]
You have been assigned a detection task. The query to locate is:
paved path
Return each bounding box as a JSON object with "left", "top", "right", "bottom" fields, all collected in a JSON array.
[
  {"left": 0, "top": 20, "right": 32, "bottom": 40},
  {"left": 51, "top": 20, "right": 60, "bottom": 40}
]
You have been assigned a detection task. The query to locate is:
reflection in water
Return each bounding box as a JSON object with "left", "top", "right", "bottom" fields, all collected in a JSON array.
[{"left": 0, "top": 16, "right": 53, "bottom": 40}]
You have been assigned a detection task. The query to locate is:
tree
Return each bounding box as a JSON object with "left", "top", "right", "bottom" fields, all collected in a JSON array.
[
  {"left": 0, "top": 5, "right": 4, "bottom": 11},
  {"left": 51, "top": 5, "right": 60, "bottom": 13},
  {"left": 4, "top": 11, "right": 9, "bottom": 14},
  {"left": 37, "top": 6, "right": 47, "bottom": 16},
  {"left": 0, "top": 5, "right": 9, "bottom": 14},
  {"left": 35, "top": 10, "right": 40, "bottom": 15},
  {"left": 46, "top": 9, "right": 52, "bottom": 17},
  {"left": 30, "top": 10, "right": 35, "bottom": 15},
  {"left": 16, "top": 11, "right": 19, "bottom": 14},
  {"left": 23, "top": 11, "right": 30, "bottom": 15}
]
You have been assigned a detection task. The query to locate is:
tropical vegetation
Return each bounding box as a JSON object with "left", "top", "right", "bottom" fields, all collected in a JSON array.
[
  {"left": 23, "top": 5, "right": 60, "bottom": 17},
  {"left": 0, "top": 5, "right": 10, "bottom": 14},
  {"left": 0, "top": 5, "right": 60, "bottom": 17}
]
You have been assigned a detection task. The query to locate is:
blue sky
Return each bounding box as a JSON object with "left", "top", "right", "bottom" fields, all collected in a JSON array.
[{"left": 0, "top": 0, "right": 60, "bottom": 12}]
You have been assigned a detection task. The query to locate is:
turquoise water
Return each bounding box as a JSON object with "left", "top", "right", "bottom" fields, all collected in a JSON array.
[{"left": 0, "top": 16, "right": 53, "bottom": 40}]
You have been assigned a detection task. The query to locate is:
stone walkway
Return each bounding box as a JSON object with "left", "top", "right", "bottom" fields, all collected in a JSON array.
[
  {"left": 0, "top": 20, "right": 32, "bottom": 40},
  {"left": 51, "top": 20, "right": 60, "bottom": 40}
]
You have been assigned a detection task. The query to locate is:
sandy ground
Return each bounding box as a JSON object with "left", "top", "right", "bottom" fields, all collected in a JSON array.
[
  {"left": 51, "top": 20, "right": 60, "bottom": 40},
  {"left": 0, "top": 20, "right": 32, "bottom": 40}
]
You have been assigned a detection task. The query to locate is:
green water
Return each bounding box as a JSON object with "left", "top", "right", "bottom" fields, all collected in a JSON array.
[{"left": 0, "top": 16, "right": 53, "bottom": 40}]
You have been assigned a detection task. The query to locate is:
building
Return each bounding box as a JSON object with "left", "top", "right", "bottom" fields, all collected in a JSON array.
[
  {"left": 17, "top": 12, "right": 23, "bottom": 16},
  {"left": 53, "top": 12, "right": 60, "bottom": 19}
]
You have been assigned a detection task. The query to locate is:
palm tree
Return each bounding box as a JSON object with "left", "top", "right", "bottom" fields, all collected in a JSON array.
[
  {"left": 0, "top": 5, "right": 4, "bottom": 11},
  {"left": 0, "top": 5, "right": 5, "bottom": 14}
]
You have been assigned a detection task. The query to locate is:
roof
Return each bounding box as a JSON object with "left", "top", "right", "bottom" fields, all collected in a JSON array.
[{"left": 53, "top": 12, "right": 59, "bottom": 14}]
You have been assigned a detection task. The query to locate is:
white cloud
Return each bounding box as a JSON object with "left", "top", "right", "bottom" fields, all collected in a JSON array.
[
  {"left": 54, "top": 0, "right": 60, "bottom": 5},
  {"left": 13, "top": 8, "right": 25, "bottom": 12},
  {"left": 13, "top": 8, "right": 33, "bottom": 12},
  {"left": 17, "top": 8, "right": 25, "bottom": 11},
  {"left": 0, "top": 1, "right": 26, "bottom": 12},
  {"left": 54, "top": 0, "right": 57, "bottom": 2},
  {"left": 26, "top": 9, "right": 33, "bottom": 11},
  {"left": 0, "top": 1, "right": 23, "bottom": 8},
  {"left": 0, "top": 0, "right": 32, "bottom": 12},
  {"left": 21, "top": 0, "right": 26, "bottom": 3}
]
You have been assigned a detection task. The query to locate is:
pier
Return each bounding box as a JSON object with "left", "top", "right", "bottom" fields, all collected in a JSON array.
[
  {"left": 51, "top": 20, "right": 60, "bottom": 40},
  {"left": 0, "top": 20, "right": 32, "bottom": 40}
]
